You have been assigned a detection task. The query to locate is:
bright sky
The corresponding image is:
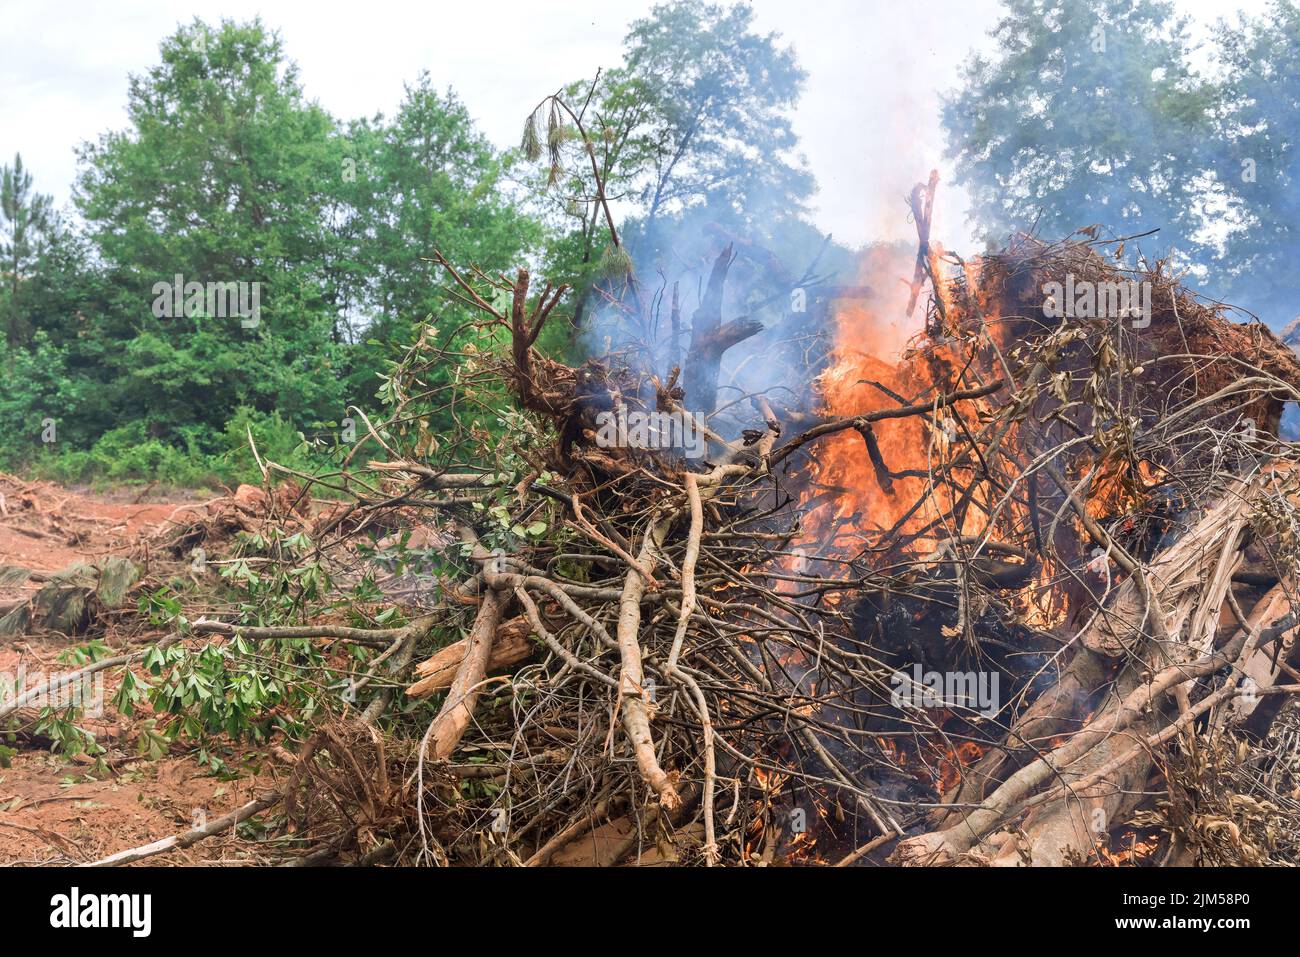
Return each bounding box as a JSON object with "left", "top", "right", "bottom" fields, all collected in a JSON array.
[{"left": 0, "top": 0, "right": 1269, "bottom": 250}]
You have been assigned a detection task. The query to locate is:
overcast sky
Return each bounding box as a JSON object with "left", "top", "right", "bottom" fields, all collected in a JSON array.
[{"left": 0, "top": 0, "right": 1268, "bottom": 250}]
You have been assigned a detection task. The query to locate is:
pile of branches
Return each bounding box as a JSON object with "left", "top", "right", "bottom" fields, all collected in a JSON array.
[{"left": 126, "top": 178, "right": 1300, "bottom": 867}]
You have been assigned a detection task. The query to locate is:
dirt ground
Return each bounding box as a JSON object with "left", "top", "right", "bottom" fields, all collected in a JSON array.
[{"left": 0, "top": 475, "right": 276, "bottom": 865}]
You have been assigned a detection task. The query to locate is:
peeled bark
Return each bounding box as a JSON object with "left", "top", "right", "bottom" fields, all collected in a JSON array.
[
  {"left": 901, "top": 580, "right": 1292, "bottom": 866},
  {"left": 935, "top": 478, "right": 1264, "bottom": 825},
  {"left": 426, "top": 589, "right": 506, "bottom": 760},
  {"left": 616, "top": 513, "right": 680, "bottom": 810},
  {"left": 406, "top": 615, "right": 536, "bottom": 698}
]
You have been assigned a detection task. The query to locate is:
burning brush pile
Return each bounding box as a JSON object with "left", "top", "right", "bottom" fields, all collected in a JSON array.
[{"left": 206, "top": 180, "right": 1300, "bottom": 867}]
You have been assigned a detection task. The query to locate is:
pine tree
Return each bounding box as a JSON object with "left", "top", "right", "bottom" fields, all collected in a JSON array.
[{"left": 0, "top": 153, "right": 54, "bottom": 347}]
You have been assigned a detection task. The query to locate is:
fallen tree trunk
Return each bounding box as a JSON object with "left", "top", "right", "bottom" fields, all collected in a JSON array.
[
  {"left": 83, "top": 793, "right": 281, "bottom": 867},
  {"left": 406, "top": 615, "right": 536, "bottom": 698},
  {"left": 933, "top": 473, "right": 1266, "bottom": 826},
  {"left": 898, "top": 576, "right": 1294, "bottom": 866}
]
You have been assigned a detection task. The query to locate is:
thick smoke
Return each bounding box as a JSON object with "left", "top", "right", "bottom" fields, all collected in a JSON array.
[{"left": 580, "top": 194, "right": 930, "bottom": 433}]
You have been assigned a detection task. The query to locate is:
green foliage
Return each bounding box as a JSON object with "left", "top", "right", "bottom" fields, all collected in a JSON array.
[
  {"left": 1211, "top": 0, "right": 1300, "bottom": 320},
  {"left": 140, "top": 638, "right": 310, "bottom": 746},
  {"left": 943, "top": 0, "right": 1300, "bottom": 326},
  {"left": 3, "top": 399, "right": 336, "bottom": 488},
  {"left": 122, "top": 530, "right": 410, "bottom": 750},
  {"left": 529, "top": 1, "right": 815, "bottom": 331},
  {"left": 1, "top": 17, "right": 539, "bottom": 480},
  {"left": 1, "top": 152, "right": 55, "bottom": 349},
  {"left": 0, "top": 331, "right": 91, "bottom": 460},
  {"left": 57, "top": 639, "right": 112, "bottom": 668},
  {"left": 944, "top": 0, "right": 1216, "bottom": 262},
  {"left": 74, "top": 18, "right": 348, "bottom": 445},
  {"left": 340, "top": 72, "right": 540, "bottom": 422},
  {"left": 33, "top": 710, "right": 101, "bottom": 761},
  {"left": 620, "top": 1, "right": 812, "bottom": 232}
]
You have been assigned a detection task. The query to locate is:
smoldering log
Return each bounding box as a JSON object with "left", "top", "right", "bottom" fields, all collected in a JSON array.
[
  {"left": 852, "top": 420, "right": 895, "bottom": 495},
  {"left": 681, "top": 245, "right": 764, "bottom": 415}
]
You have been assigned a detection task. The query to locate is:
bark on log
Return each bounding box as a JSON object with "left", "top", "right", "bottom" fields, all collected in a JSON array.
[
  {"left": 1083, "top": 480, "right": 1257, "bottom": 657},
  {"left": 405, "top": 615, "right": 536, "bottom": 698},
  {"left": 83, "top": 793, "right": 281, "bottom": 866},
  {"left": 426, "top": 589, "right": 506, "bottom": 760},
  {"left": 935, "top": 478, "right": 1266, "bottom": 823},
  {"left": 617, "top": 513, "right": 680, "bottom": 809},
  {"left": 985, "top": 720, "right": 1162, "bottom": 866},
  {"left": 992, "top": 584, "right": 1294, "bottom": 864},
  {"left": 901, "top": 581, "right": 1291, "bottom": 866},
  {"left": 932, "top": 647, "right": 1108, "bottom": 826},
  {"left": 1231, "top": 589, "right": 1300, "bottom": 737}
]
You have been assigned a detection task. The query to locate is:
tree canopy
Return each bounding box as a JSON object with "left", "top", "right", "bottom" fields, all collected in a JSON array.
[
  {"left": 11, "top": 2, "right": 1297, "bottom": 484},
  {"left": 944, "top": 0, "right": 1300, "bottom": 326},
  {"left": 0, "top": 17, "right": 539, "bottom": 480}
]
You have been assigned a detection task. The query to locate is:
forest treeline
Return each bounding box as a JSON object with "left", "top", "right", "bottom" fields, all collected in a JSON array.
[{"left": 2, "top": 0, "right": 1298, "bottom": 485}]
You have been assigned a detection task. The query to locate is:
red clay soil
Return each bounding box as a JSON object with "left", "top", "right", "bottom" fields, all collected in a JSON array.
[{"left": 0, "top": 475, "right": 276, "bottom": 866}]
